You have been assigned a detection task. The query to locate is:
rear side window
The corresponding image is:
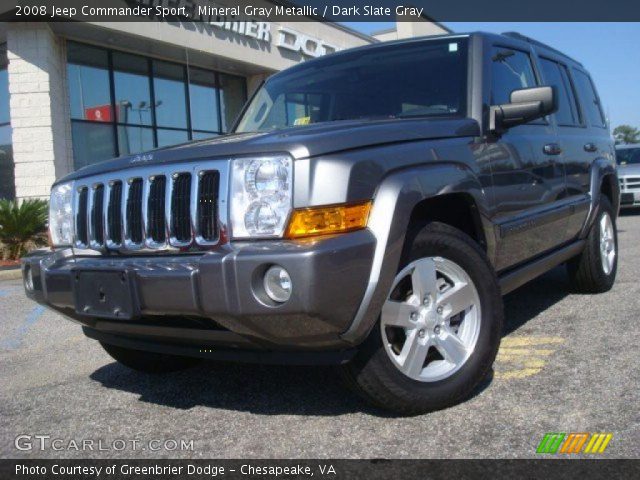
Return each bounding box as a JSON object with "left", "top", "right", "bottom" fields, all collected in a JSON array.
[
  {"left": 573, "top": 69, "right": 606, "bottom": 127},
  {"left": 539, "top": 58, "right": 579, "bottom": 126},
  {"left": 491, "top": 47, "right": 538, "bottom": 105}
]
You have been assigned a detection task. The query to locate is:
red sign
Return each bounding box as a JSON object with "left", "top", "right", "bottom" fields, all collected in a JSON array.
[{"left": 84, "top": 105, "right": 112, "bottom": 122}]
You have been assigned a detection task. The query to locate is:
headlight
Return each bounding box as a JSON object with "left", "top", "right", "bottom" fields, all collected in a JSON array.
[
  {"left": 230, "top": 156, "right": 293, "bottom": 238},
  {"left": 49, "top": 182, "right": 74, "bottom": 246}
]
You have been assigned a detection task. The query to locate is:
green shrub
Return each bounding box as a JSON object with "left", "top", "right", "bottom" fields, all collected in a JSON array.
[{"left": 0, "top": 199, "right": 49, "bottom": 260}]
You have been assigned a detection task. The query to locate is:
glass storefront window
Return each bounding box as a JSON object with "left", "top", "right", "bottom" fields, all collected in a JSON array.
[
  {"left": 0, "top": 44, "right": 14, "bottom": 200},
  {"left": 220, "top": 73, "right": 247, "bottom": 132},
  {"left": 71, "top": 122, "right": 116, "bottom": 170},
  {"left": 117, "top": 125, "right": 154, "bottom": 156},
  {"left": 192, "top": 131, "right": 219, "bottom": 141},
  {"left": 113, "top": 52, "right": 153, "bottom": 126},
  {"left": 67, "top": 44, "right": 111, "bottom": 122},
  {"left": 157, "top": 128, "right": 189, "bottom": 148},
  {"left": 0, "top": 126, "right": 14, "bottom": 200},
  {"left": 0, "top": 63, "right": 10, "bottom": 124},
  {"left": 154, "top": 61, "right": 188, "bottom": 130},
  {"left": 67, "top": 42, "right": 247, "bottom": 170},
  {"left": 188, "top": 67, "right": 220, "bottom": 133}
]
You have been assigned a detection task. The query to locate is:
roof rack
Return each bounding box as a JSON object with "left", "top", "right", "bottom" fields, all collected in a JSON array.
[{"left": 502, "top": 32, "right": 583, "bottom": 66}]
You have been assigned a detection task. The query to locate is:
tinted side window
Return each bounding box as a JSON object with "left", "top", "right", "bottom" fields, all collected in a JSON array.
[
  {"left": 558, "top": 66, "right": 580, "bottom": 123},
  {"left": 491, "top": 48, "right": 538, "bottom": 105},
  {"left": 539, "top": 58, "right": 579, "bottom": 126},
  {"left": 573, "top": 69, "right": 605, "bottom": 127}
]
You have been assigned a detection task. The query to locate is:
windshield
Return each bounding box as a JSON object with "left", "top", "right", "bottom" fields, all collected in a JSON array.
[
  {"left": 616, "top": 147, "right": 640, "bottom": 165},
  {"left": 235, "top": 38, "right": 468, "bottom": 133}
]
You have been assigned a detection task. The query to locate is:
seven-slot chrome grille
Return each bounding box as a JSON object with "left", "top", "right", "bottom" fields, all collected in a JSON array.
[{"left": 73, "top": 161, "right": 227, "bottom": 253}]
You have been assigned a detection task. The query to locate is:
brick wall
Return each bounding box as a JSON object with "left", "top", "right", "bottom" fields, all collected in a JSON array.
[{"left": 7, "top": 23, "right": 72, "bottom": 200}]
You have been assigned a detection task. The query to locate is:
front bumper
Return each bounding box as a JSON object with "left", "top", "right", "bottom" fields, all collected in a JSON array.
[{"left": 22, "top": 230, "right": 376, "bottom": 359}]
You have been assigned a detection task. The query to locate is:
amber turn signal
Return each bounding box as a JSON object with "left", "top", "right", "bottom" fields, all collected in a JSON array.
[{"left": 285, "top": 201, "right": 372, "bottom": 239}]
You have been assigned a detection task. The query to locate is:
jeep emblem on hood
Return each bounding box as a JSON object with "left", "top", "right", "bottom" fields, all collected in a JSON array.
[{"left": 131, "top": 153, "right": 154, "bottom": 164}]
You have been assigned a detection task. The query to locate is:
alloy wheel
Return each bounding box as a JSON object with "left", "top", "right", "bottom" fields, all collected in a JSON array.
[
  {"left": 380, "top": 257, "right": 481, "bottom": 382},
  {"left": 599, "top": 212, "right": 616, "bottom": 275}
]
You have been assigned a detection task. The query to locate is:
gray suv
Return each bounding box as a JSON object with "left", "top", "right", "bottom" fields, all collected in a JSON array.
[{"left": 23, "top": 32, "right": 619, "bottom": 414}]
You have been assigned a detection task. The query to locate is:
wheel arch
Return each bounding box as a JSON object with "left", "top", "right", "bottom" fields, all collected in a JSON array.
[
  {"left": 341, "top": 162, "right": 495, "bottom": 345},
  {"left": 408, "top": 192, "right": 488, "bottom": 252},
  {"left": 600, "top": 172, "right": 619, "bottom": 213},
  {"left": 580, "top": 158, "right": 620, "bottom": 238}
]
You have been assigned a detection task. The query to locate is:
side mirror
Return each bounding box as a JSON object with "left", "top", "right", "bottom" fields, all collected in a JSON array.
[{"left": 490, "top": 86, "right": 558, "bottom": 132}]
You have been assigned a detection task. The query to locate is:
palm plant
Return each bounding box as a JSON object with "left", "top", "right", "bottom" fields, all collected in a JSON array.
[{"left": 0, "top": 199, "right": 48, "bottom": 260}]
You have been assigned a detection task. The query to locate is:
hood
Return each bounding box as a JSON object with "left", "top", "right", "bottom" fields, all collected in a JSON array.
[
  {"left": 618, "top": 163, "right": 640, "bottom": 176},
  {"left": 59, "top": 117, "right": 479, "bottom": 183}
]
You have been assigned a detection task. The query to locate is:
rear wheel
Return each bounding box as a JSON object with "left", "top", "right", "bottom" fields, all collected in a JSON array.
[
  {"left": 100, "top": 342, "right": 200, "bottom": 374},
  {"left": 341, "top": 222, "right": 503, "bottom": 415},
  {"left": 567, "top": 196, "right": 617, "bottom": 293}
]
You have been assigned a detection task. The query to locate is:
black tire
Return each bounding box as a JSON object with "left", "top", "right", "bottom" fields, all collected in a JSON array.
[
  {"left": 567, "top": 196, "right": 618, "bottom": 293},
  {"left": 100, "top": 342, "right": 200, "bottom": 374},
  {"left": 341, "top": 222, "right": 503, "bottom": 415}
]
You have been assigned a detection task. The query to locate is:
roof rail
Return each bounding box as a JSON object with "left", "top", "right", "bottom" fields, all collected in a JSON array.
[{"left": 502, "top": 31, "right": 583, "bottom": 66}]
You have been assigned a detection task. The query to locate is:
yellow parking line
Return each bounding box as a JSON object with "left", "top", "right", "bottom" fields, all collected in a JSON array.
[
  {"left": 497, "top": 348, "right": 555, "bottom": 356},
  {"left": 500, "top": 336, "right": 564, "bottom": 347},
  {"left": 497, "top": 356, "right": 547, "bottom": 368},
  {"left": 494, "top": 336, "right": 565, "bottom": 380}
]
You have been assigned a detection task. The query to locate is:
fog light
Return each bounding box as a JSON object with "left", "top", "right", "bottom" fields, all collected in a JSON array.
[
  {"left": 263, "top": 266, "right": 292, "bottom": 303},
  {"left": 24, "top": 265, "right": 34, "bottom": 292}
]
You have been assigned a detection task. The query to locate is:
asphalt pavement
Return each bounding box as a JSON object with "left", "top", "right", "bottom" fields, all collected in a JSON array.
[{"left": 1, "top": 212, "right": 639, "bottom": 459}]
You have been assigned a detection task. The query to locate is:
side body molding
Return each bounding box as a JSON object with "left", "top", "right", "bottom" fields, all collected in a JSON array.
[{"left": 341, "top": 163, "right": 492, "bottom": 345}]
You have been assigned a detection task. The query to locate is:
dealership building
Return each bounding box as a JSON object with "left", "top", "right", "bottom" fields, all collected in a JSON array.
[{"left": 0, "top": 6, "right": 448, "bottom": 200}]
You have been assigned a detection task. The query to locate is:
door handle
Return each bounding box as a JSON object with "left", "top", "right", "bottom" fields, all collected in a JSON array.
[
  {"left": 584, "top": 143, "right": 598, "bottom": 153},
  {"left": 543, "top": 143, "right": 562, "bottom": 155}
]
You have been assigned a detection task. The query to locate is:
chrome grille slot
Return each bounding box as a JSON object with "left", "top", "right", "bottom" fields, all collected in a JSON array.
[
  {"left": 89, "top": 184, "right": 105, "bottom": 247},
  {"left": 197, "top": 171, "right": 219, "bottom": 243},
  {"left": 107, "top": 181, "right": 123, "bottom": 246},
  {"left": 147, "top": 175, "right": 167, "bottom": 245},
  {"left": 170, "top": 173, "right": 192, "bottom": 244},
  {"left": 126, "top": 178, "right": 144, "bottom": 246},
  {"left": 71, "top": 159, "right": 227, "bottom": 253},
  {"left": 76, "top": 187, "right": 89, "bottom": 247}
]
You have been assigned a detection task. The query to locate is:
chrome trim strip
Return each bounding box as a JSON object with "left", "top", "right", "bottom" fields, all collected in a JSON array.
[
  {"left": 105, "top": 180, "right": 122, "bottom": 250},
  {"left": 103, "top": 181, "right": 113, "bottom": 248},
  {"left": 194, "top": 169, "right": 221, "bottom": 246},
  {"left": 73, "top": 186, "right": 88, "bottom": 249},
  {"left": 123, "top": 177, "right": 143, "bottom": 252},
  {"left": 140, "top": 175, "right": 151, "bottom": 248},
  {"left": 88, "top": 183, "right": 104, "bottom": 250},
  {"left": 144, "top": 175, "right": 168, "bottom": 250},
  {"left": 189, "top": 169, "right": 200, "bottom": 247},
  {"left": 169, "top": 171, "right": 193, "bottom": 248}
]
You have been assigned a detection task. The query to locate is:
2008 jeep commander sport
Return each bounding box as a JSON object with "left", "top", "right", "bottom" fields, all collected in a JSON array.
[{"left": 23, "top": 32, "right": 619, "bottom": 414}]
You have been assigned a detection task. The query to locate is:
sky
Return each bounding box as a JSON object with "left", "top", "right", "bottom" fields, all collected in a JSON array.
[{"left": 342, "top": 22, "right": 640, "bottom": 129}]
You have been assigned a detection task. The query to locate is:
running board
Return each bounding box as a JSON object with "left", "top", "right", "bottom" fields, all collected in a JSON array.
[{"left": 498, "top": 240, "right": 585, "bottom": 295}]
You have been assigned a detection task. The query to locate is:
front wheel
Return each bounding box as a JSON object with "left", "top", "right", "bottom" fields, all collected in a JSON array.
[
  {"left": 341, "top": 222, "right": 503, "bottom": 415},
  {"left": 567, "top": 196, "right": 618, "bottom": 293}
]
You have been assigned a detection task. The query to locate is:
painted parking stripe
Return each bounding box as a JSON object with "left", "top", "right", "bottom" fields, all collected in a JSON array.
[
  {"left": 0, "top": 287, "right": 21, "bottom": 297},
  {"left": 495, "top": 336, "right": 564, "bottom": 379},
  {"left": 0, "top": 305, "right": 45, "bottom": 350}
]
